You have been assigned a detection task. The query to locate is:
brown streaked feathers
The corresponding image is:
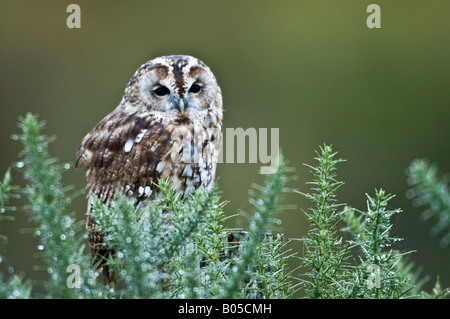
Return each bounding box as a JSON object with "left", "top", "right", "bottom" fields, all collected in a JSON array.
[{"left": 76, "top": 55, "right": 223, "bottom": 283}]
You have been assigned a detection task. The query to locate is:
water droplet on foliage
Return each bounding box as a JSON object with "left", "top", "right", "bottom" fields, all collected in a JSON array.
[
  {"left": 38, "top": 245, "right": 44, "bottom": 251},
  {"left": 64, "top": 217, "right": 73, "bottom": 228}
]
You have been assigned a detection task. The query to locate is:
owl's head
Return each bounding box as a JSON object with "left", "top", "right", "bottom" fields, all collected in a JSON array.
[{"left": 122, "top": 55, "right": 222, "bottom": 122}]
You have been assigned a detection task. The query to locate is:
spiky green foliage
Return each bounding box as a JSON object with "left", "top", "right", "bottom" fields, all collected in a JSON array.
[
  {"left": 0, "top": 113, "right": 298, "bottom": 299},
  {"left": 420, "top": 276, "right": 450, "bottom": 299},
  {"left": 219, "top": 153, "right": 296, "bottom": 299},
  {"left": 296, "top": 145, "right": 351, "bottom": 298},
  {"left": 0, "top": 114, "right": 447, "bottom": 299},
  {"left": 297, "top": 145, "right": 448, "bottom": 299},
  {"left": 407, "top": 159, "right": 450, "bottom": 247},
  {"left": 342, "top": 190, "right": 414, "bottom": 298},
  {"left": 248, "top": 233, "right": 297, "bottom": 298},
  {"left": 0, "top": 169, "right": 32, "bottom": 299},
  {"left": 89, "top": 181, "right": 225, "bottom": 298},
  {"left": 13, "top": 113, "right": 99, "bottom": 298},
  {"left": 0, "top": 274, "right": 32, "bottom": 299},
  {"left": 89, "top": 154, "right": 296, "bottom": 299},
  {"left": 0, "top": 169, "right": 18, "bottom": 246},
  {"left": 394, "top": 257, "right": 429, "bottom": 298}
]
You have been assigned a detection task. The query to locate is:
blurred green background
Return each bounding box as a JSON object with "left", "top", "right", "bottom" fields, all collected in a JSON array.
[{"left": 1, "top": 0, "right": 449, "bottom": 293}]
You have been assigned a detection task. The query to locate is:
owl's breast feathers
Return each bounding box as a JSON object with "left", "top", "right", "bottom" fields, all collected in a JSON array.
[{"left": 76, "top": 110, "right": 222, "bottom": 204}]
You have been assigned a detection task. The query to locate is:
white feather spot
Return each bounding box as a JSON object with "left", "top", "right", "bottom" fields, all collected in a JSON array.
[
  {"left": 200, "top": 169, "right": 209, "bottom": 186},
  {"left": 124, "top": 138, "right": 133, "bottom": 153},
  {"left": 181, "top": 164, "right": 193, "bottom": 177},
  {"left": 144, "top": 186, "right": 152, "bottom": 197},
  {"left": 135, "top": 129, "right": 147, "bottom": 143},
  {"left": 138, "top": 186, "right": 144, "bottom": 196},
  {"left": 83, "top": 149, "right": 93, "bottom": 162},
  {"left": 156, "top": 162, "right": 165, "bottom": 173}
]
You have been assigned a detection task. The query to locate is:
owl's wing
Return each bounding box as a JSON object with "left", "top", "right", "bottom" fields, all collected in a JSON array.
[
  {"left": 76, "top": 109, "right": 180, "bottom": 284},
  {"left": 76, "top": 109, "right": 174, "bottom": 202},
  {"left": 77, "top": 108, "right": 221, "bottom": 283}
]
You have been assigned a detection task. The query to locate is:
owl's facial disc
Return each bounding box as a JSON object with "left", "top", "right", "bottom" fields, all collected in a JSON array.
[
  {"left": 127, "top": 55, "right": 222, "bottom": 118},
  {"left": 142, "top": 70, "right": 211, "bottom": 114}
]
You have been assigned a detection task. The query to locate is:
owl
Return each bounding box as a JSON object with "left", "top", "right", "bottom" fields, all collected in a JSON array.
[{"left": 76, "top": 55, "right": 223, "bottom": 283}]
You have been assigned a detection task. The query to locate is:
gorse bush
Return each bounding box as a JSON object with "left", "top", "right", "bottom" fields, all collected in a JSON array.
[
  {"left": 297, "top": 146, "right": 424, "bottom": 299},
  {"left": 297, "top": 146, "right": 350, "bottom": 298},
  {"left": 0, "top": 113, "right": 448, "bottom": 299},
  {"left": 407, "top": 159, "right": 450, "bottom": 248},
  {"left": 0, "top": 113, "right": 295, "bottom": 299}
]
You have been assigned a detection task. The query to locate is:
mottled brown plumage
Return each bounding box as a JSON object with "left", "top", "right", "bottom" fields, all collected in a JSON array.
[{"left": 76, "top": 55, "right": 223, "bottom": 283}]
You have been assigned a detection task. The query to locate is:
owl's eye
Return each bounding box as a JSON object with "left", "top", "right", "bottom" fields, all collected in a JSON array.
[
  {"left": 154, "top": 86, "right": 170, "bottom": 97},
  {"left": 189, "top": 84, "right": 201, "bottom": 94}
]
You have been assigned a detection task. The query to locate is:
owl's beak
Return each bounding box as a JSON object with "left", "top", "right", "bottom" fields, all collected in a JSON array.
[{"left": 178, "top": 99, "right": 185, "bottom": 115}]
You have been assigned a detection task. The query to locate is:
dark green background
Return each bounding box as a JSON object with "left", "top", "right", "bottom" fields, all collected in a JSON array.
[{"left": 1, "top": 1, "right": 449, "bottom": 293}]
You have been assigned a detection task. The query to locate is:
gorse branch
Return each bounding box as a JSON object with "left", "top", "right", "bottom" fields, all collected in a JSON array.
[
  {"left": 0, "top": 169, "right": 31, "bottom": 299},
  {"left": 0, "top": 169, "right": 18, "bottom": 241},
  {"left": 0, "top": 114, "right": 447, "bottom": 299},
  {"left": 15, "top": 113, "right": 98, "bottom": 298},
  {"left": 89, "top": 181, "right": 221, "bottom": 298},
  {"left": 90, "top": 154, "right": 296, "bottom": 299},
  {"left": 297, "top": 145, "right": 350, "bottom": 298},
  {"left": 343, "top": 190, "right": 414, "bottom": 298},
  {"left": 220, "top": 153, "right": 296, "bottom": 299},
  {"left": 407, "top": 159, "right": 450, "bottom": 247},
  {"left": 297, "top": 145, "right": 446, "bottom": 299}
]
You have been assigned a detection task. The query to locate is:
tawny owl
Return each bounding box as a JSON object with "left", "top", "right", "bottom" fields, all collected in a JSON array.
[{"left": 76, "top": 55, "right": 223, "bottom": 283}]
